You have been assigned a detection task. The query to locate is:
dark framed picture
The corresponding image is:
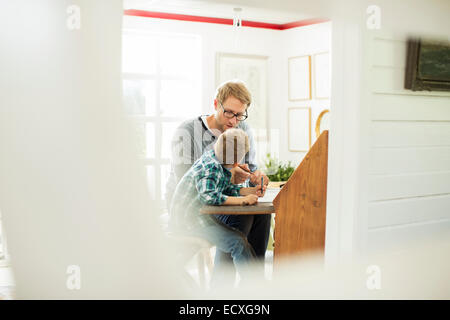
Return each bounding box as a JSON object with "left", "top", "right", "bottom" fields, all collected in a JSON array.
[{"left": 405, "top": 38, "right": 450, "bottom": 92}]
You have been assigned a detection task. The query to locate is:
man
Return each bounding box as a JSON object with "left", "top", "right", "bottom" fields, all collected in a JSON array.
[{"left": 166, "top": 80, "right": 270, "bottom": 286}]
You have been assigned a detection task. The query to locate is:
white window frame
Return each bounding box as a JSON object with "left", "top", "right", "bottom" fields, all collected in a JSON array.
[{"left": 122, "top": 29, "right": 201, "bottom": 211}]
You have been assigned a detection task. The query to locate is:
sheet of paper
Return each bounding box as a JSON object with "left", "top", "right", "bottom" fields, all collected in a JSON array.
[{"left": 258, "top": 187, "right": 281, "bottom": 203}]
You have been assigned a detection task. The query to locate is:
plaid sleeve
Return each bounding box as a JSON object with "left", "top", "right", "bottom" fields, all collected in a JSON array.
[
  {"left": 223, "top": 183, "right": 241, "bottom": 197},
  {"left": 195, "top": 167, "right": 227, "bottom": 205}
]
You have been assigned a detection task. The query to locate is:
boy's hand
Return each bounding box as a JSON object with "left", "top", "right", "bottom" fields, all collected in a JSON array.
[
  {"left": 256, "top": 184, "right": 267, "bottom": 197},
  {"left": 249, "top": 170, "right": 269, "bottom": 185},
  {"left": 242, "top": 194, "right": 258, "bottom": 206},
  {"left": 239, "top": 186, "right": 266, "bottom": 197}
]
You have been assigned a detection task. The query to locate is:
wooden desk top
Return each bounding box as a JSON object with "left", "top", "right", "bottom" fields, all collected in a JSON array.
[{"left": 200, "top": 202, "right": 275, "bottom": 215}]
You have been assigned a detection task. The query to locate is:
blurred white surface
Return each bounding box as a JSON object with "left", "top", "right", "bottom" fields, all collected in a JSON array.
[{"left": 259, "top": 188, "right": 281, "bottom": 203}]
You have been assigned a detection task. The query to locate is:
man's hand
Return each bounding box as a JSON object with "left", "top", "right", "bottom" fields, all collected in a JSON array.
[{"left": 230, "top": 164, "right": 251, "bottom": 184}]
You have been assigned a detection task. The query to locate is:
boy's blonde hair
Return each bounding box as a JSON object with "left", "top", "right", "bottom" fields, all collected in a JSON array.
[
  {"left": 214, "top": 128, "right": 250, "bottom": 165},
  {"left": 215, "top": 80, "right": 252, "bottom": 107}
]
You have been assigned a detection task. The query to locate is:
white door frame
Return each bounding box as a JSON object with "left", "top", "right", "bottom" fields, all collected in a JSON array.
[{"left": 325, "top": 19, "right": 369, "bottom": 266}]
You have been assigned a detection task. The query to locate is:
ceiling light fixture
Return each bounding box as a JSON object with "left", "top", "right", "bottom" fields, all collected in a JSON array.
[{"left": 233, "top": 7, "right": 242, "bottom": 28}]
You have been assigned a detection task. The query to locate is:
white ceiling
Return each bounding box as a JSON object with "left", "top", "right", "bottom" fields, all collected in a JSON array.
[{"left": 123, "top": 0, "right": 316, "bottom": 24}]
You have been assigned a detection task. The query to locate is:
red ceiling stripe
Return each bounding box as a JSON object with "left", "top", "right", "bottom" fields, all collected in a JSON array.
[
  {"left": 241, "top": 20, "right": 283, "bottom": 30},
  {"left": 124, "top": 9, "right": 329, "bottom": 30},
  {"left": 280, "top": 18, "right": 330, "bottom": 30},
  {"left": 124, "top": 9, "right": 233, "bottom": 25}
]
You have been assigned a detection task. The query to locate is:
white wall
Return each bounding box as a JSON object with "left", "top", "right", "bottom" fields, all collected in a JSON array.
[
  {"left": 123, "top": 16, "right": 331, "bottom": 167},
  {"left": 277, "top": 22, "right": 331, "bottom": 164},
  {"left": 364, "top": 32, "right": 450, "bottom": 254}
]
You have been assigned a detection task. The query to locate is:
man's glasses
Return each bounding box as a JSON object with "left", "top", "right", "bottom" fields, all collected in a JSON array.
[{"left": 220, "top": 103, "right": 248, "bottom": 121}]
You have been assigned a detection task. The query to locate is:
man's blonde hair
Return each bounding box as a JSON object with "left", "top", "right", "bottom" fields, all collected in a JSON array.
[
  {"left": 215, "top": 80, "right": 252, "bottom": 107},
  {"left": 214, "top": 128, "right": 250, "bottom": 165}
]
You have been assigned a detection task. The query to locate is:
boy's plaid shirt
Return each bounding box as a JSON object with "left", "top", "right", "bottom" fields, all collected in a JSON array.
[{"left": 169, "top": 149, "right": 242, "bottom": 230}]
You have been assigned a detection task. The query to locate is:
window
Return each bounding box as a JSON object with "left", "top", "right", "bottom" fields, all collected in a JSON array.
[{"left": 122, "top": 30, "right": 201, "bottom": 211}]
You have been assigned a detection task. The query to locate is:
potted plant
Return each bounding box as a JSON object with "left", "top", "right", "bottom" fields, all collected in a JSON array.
[{"left": 263, "top": 153, "right": 295, "bottom": 188}]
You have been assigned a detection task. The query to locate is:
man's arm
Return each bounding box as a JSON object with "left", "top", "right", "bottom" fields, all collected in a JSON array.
[
  {"left": 234, "top": 122, "right": 270, "bottom": 190},
  {"left": 171, "top": 123, "right": 196, "bottom": 181},
  {"left": 229, "top": 119, "right": 254, "bottom": 185},
  {"left": 241, "top": 123, "right": 258, "bottom": 172},
  {"left": 165, "top": 122, "right": 197, "bottom": 208}
]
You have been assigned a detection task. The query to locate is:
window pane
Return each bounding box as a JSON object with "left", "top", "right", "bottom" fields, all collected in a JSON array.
[
  {"left": 132, "top": 122, "right": 146, "bottom": 158},
  {"left": 145, "top": 122, "right": 155, "bottom": 158},
  {"left": 161, "top": 122, "right": 180, "bottom": 159},
  {"left": 123, "top": 79, "right": 156, "bottom": 116},
  {"left": 160, "top": 79, "right": 199, "bottom": 118},
  {"left": 160, "top": 164, "right": 171, "bottom": 204},
  {"left": 133, "top": 122, "right": 155, "bottom": 158},
  {"left": 122, "top": 33, "right": 158, "bottom": 74},
  {"left": 146, "top": 165, "right": 156, "bottom": 200}
]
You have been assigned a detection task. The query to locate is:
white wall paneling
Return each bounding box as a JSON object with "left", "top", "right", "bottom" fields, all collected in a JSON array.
[
  {"left": 370, "top": 122, "right": 450, "bottom": 148},
  {"left": 369, "top": 172, "right": 450, "bottom": 201},
  {"left": 369, "top": 194, "right": 450, "bottom": 229},
  {"left": 367, "top": 219, "right": 450, "bottom": 254},
  {"left": 364, "top": 33, "right": 450, "bottom": 256},
  {"left": 371, "top": 93, "right": 450, "bottom": 121},
  {"left": 370, "top": 147, "right": 450, "bottom": 175}
]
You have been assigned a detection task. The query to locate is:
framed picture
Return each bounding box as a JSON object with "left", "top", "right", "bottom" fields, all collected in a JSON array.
[
  {"left": 313, "top": 52, "right": 331, "bottom": 99},
  {"left": 405, "top": 38, "right": 450, "bottom": 91},
  {"left": 288, "top": 55, "right": 311, "bottom": 101},
  {"left": 288, "top": 107, "right": 311, "bottom": 152},
  {"left": 216, "top": 53, "right": 269, "bottom": 165},
  {"left": 216, "top": 52, "right": 268, "bottom": 132}
]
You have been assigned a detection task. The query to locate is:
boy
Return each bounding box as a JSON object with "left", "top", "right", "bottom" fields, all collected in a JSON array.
[{"left": 169, "top": 128, "right": 266, "bottom": 278}]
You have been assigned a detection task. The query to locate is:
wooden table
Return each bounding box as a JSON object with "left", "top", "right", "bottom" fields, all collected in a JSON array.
[{"left": 200, "top": 202, "right": 275, "bottom": 215}]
